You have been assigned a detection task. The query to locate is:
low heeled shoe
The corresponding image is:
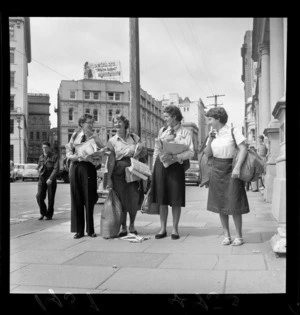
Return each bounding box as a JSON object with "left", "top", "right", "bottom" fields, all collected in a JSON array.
[
  {"left": 73, "top": 233, "right": 84, "bottom": 239},
  {"left": 171, "top": 234, "right": 180, "bottom": 240},
  {"left": 88, "top": 233, "right": 97, "bottom": 238},
  {"left": 155, "top": 232, "right": 167, "bottom": 239}
]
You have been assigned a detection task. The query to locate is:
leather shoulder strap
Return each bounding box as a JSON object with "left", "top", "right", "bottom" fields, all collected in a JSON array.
[{"left": 231, "top": 127, "right": 238, "bottom": 148}]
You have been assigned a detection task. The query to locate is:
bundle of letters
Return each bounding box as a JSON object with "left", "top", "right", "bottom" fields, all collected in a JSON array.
[
  {"left": 125, "top": 157, "right": 151, "bottom": 182},
  {"left": 75, "top": 138, "right": 101, "bottom": 167}
]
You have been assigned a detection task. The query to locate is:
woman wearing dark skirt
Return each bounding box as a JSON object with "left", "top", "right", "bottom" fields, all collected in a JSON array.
[
  {"left": 106, "top": 112, "right": 146, "bottom": 237},
  {"left": 204, "top": 107, "right": 249, "bottom": 246},
  {"left": 151, "top": 105, "right": 194, "bottom": 240}
]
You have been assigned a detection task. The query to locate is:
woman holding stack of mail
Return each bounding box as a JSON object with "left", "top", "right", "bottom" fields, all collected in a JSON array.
[
  {"left": 151, "top": 105, "right": 194, "bottom": 240},
  {"left": 66, "top": 113, "right": 107, "bottom": 239},
  {"left": 106, "top": 111, "right": 147, "bottom": 237}
]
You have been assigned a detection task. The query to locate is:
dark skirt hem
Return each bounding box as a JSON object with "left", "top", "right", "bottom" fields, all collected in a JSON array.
[{"left": 207, "top": 205, "right": 250, "bottom": 215}]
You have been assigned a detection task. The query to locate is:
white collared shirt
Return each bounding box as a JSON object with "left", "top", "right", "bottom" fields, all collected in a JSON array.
[
  {"left": 209, "top": 125, "right": 245, "bottom": 158},
  {"left": 153, "top": 123, "right": 194, "bottom": 167},
  {"left": 107, "top": 132, "right": 140, "bottom": 160}
]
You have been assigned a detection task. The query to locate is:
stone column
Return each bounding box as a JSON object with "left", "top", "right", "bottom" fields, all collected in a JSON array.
[{"left": 259, "top": 43, "right": 271, "bottom": 130}]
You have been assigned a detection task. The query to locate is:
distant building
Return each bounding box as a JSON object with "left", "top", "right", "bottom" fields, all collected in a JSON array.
[
  {"left": 241, "top": 30, "right": 257, "bottom": 148},
  {"left": 49, "top": 127, "right": 58, "bottom": 154},
  {"left": 57, "top": 79, "right": 164, "bottom": 168},
  {"left": 27, "top": 94, "right": 51, "bottom": 163},
  {"left": 10, "top": 17, "right": 31, "bottom": 163}
]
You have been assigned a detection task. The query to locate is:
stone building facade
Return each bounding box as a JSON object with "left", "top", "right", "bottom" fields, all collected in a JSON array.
[
  {"left": 10, "top": 17, "right": 31, "bottom": 163},
  {"left": 57, "top": 79, "right": 164, "bottom": 168},
  {"left": 27, "top": 94, "right": 51, "bottom": 163}
]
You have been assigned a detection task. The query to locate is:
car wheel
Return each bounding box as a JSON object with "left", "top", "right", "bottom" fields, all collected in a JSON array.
[{"left": 22, "top": 178, "right": 25, "bottom": 181}]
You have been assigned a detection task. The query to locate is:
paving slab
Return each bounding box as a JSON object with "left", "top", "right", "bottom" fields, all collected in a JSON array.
[
  {"left": 144, "top": 242, "right": 233, "bottom": 255},
  {"left": 264, "top": 251, "right": 286, "bottom": 271},
  {"left": 231, "top": 242, "right": 273, "bottom": 255},
  {"left": 225, "top": 270, "right": 286, "bottom": 293},
  {"left": 65, "top": 237, "right": 154, "bottom": 253},
  {"left": 214, "top": 254, "right": 266, "bottom": 270},
  {"left": 158, "top": 254, "right": 218, "bottom": 270},
  {"left": 10, "top": 285, "right": 105, "bottom": 294},
  {"left": 97, "top": 268, "right": 226, "bottom": 294},
  {"left": 10, "top": 249, "right": 84, "bottom": 265},
  {"left": 21, "top": 238, "right": 87, "bottom": 251},
  {"left": 10, "top": 264, "right": 117, "bottom": 289},
  {"left": 10, "top": 263, "right": 29, "bottom": 272},
  {"left": 65, "top": 251, "right": 168, "bottom": 268}
]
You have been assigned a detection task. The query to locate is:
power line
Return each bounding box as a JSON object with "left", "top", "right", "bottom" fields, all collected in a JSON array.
[
  {"left": 15, "top": 49, "right": 72, "bottom": 80},
  {"left": 160, "top": 18, "right": 207, "bottom": 97}
]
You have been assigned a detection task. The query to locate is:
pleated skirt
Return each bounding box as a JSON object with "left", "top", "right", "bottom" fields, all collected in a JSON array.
[
  {"left": 207, "top": 157, "right": 249, "bottom": 215},
  {"left": 151, "top": 157, "right": 185, "bottom": 207}
]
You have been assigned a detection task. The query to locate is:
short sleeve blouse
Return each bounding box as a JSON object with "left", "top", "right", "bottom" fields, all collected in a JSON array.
[{"left": 210, "top": 125, "right": 245, "bottom": 158}]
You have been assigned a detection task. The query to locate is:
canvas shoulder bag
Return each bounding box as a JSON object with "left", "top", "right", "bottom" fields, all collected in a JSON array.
[{"left": 231, "top": 128, "right": 264, "bottom": 182}]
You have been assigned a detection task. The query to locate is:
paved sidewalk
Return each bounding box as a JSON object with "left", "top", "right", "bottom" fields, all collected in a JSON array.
[{"left": 10, "top": 188, "right": 286, "bottom": 294}]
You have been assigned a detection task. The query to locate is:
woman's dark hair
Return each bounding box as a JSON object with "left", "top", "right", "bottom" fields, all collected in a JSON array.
[
  {"left": 205, "top": 107, "right": 228, "bottom": 124},
  {"left": 113, "top": 110, "right": 130, "bottom": 129},
  {"left": 259, "top": 135, "right": 264, "bottom": 140},
  {"left": 42, "top": 141, "right": 51, "bottom": 147},
  {"left": 78, "top": 113, "right": 94, "bottom": 127},
  {"left": 163, "top": 105, "right": 183, "bottom": 122}
]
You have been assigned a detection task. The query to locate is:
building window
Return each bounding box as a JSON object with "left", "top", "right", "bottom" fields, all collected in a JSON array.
[
  {"left": 93, "top": 92, "right": 99, "bottom": 100},
  {"left": 10, "top": 49, "right": 15, "bottom": 64},
  {"left": 10, "top": 119, "right": 14, "bottom": 133},
  {"left": 10, "top": 145, "right": 14, "bottom": 161},
  {"left": 68, "top": 129, "right": 75, "bottom": 142},
  {"left": 42, "top": 132, "right": 47, "bottom": 141},
  {"left": 93, "top": 109, "right": 98, "bottom": 122},
  {"left": 70, "top": 91, "right": 76, "bottom": 99},
  {"left": 84, "top": 91, "right": 90, "bottom": 99},
  {"left": 10, "top": 72, "right": 15, "bottom": 87},
  {"left": 68, "top": 108, "right": 73, "bottom": 121},
  {"left": 9, "top": 24, "right": 14, "bottom": 39},
  {"left": 39, "top": 117, "right": 44, "bottom": 124},
  {"left": 30, "top": 132, "right": 34, "bottom": 140},
  {"left": 108, "top": 92, "right": 121, "bottom": 101},
  {"left": 108, "top": 109, "right": 113, "bottom": 121},
  {"left": 10, "top": 95, "right": 14, "bottom": 110},
  {"left": 36, "top": 132, "right": 40, "bottom": 140},
  {"left": 85, "top": 108, "right": 90, "bottom": 114}
]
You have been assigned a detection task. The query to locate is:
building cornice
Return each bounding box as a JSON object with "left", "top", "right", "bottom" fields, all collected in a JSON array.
[{"left": 272, "top": 97, "right": 286, "bottom": 119}]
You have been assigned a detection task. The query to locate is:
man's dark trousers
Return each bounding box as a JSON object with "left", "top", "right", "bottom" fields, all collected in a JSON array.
[{"left": 36, "top": 175, "right": 57, "bottom": 218}]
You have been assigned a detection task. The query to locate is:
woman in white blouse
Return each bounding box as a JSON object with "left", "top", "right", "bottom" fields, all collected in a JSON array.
[
  {"left": 204, "top": 107, "right": 249, "bottom": 246},
  {"left": 151, "top": 105, "right": 194, "bottom": 240}
]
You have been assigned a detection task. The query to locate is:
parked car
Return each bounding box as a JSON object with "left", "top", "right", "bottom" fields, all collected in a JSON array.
[
  {"left": 185, "top": 160, "right": 200, "bottom": 186},
  {"left": 10, "top": 160, "right": 16, "bottom": 182},
  {"left": 22, "top": 163, "right": 39, "bottom": 181},
  {"left": 14, "top": 163, "right": 25, "bottom": 180}
]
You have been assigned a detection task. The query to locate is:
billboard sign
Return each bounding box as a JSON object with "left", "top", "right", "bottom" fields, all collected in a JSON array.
[{"left": 84, "top": 61, "right": 121, "bottom": 80}]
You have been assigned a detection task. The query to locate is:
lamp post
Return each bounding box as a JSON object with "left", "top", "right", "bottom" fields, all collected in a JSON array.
[{"left": 16, "top": 115, "right": 22, "bottom": 163}]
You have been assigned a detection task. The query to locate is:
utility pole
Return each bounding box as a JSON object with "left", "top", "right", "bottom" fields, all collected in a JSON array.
[
  {"left": 207, "top": 94, "right": 225, "bottom": 107},
  {"left": 17, "top": 116, "right": 22, "bottom": 163},
  {"left": 129, "top": 18, "right": 141, "bottom": 136}
]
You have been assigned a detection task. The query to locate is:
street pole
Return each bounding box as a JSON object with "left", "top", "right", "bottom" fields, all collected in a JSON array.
[
  {"left": 17, "top": 116, "right": 22, "bottom": 163},
  {"left": 129, "top": 17, "right": 141, "bottom": 136},
  {"left": 207, "top": 94, "right": 225, "bottom": 107}
]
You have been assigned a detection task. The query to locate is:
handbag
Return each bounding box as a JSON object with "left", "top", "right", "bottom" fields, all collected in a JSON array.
[
  {"left": 199, "top": 135, "right": 213, "bottom": 187},
  {"left": 140, "top": 188, "right": 160, "bottom": 215},
  {"left": 231, "top": 128, "right": 264, "bottom": 182},
  {"left": 183, "top": 159, "right": 190, "bottom": 172}
]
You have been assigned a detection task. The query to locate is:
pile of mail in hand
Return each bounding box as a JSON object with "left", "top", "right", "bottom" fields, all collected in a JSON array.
[{"left": 125, "top": 158, "right": 151, "bottom": 183}]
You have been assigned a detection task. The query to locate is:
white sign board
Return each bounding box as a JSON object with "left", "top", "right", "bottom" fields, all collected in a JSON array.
[{"left": 84, "top": 61, "right": 121, "bottom": 80}]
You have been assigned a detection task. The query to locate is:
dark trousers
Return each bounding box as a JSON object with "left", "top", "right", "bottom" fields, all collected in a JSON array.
[
  {"left": 36, "top": 175, "right": 57, "bottom": 218},
  {"left": 70, "top": 162, "right": 98, "bottom": 235}
]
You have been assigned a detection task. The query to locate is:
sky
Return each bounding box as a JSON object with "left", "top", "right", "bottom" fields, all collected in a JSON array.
[{"left": 27, "top": 17, "right": 253, "bottom": 130}]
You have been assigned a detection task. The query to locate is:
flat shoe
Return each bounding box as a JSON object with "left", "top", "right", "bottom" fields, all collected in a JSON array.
[
  {"left": 118, "top": 231, "right": 128, "bottom": 238},
  {"left": 221, "top": 237, "right": 232, "bottom": 245},
  {"left": 232, "top": 238, "right": 244, "bottom": 246},
  {"left": 171, "top": 234, "right": 180, "bottom": 240},
  {"left": 88, "top": 233, "right": 97, "bottom": 238},
  {"left": 129, "top": 230, "right": 138, "bottom": 235},
  {"left": 38, "top": 216, "right": 44, "bottom": 220},
  {"left": 155, "top": 232, "right": 167, "bottom": 239},
  {"left": 45, "top": 217, "right": 52, "bottom": 220},
  {"left": 73, "top": 233, "right": 84, "bottom": 239}
]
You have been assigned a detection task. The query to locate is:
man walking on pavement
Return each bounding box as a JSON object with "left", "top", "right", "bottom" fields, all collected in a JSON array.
[{"left": 36, "top": 141, "right": 59, "bottom": 220}]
